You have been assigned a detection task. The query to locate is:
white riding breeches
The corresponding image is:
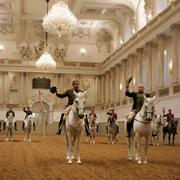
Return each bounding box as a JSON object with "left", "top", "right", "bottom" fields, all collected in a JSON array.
[{"left": 126, "top": 111, "right": 136, "bottom": 123}]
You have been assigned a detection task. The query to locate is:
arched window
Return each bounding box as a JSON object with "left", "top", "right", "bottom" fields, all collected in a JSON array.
[
  {"left": 137, "top": 0, "right": 147, "bottom": 30},
  {"left": 153, "top": 0, "right": 169, "bottom": 16}
]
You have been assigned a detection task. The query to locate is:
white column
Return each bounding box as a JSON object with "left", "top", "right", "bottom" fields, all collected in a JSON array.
[
  {"left": 25, "top": 72, "right": 30, "bottom": 103},
  {"left": 136, "top": 48, "right": 144, "bottom": 84},
  {"left": 20, "top": 72, "right": 25, "bottom": 105},
  {"left": 101, "top": 74, "right": 105, "bottom": 105},
  {"left": 110, "top": 68, "right": 115, "bottom": 103},
  {"left": 115, "top": 64, "right": 121, "bottom": 103},
  {"left": 171, "top": 24, "right": 180, "bottom": 83},
  {"left": 146, "top": 42, "right": 153, "bottom": 91},
  {"left": 121, "top": 59, "right": 127, "bottom": 101},
  {"left": 157, "top": 34, "right": 166, "bottom": 88}
]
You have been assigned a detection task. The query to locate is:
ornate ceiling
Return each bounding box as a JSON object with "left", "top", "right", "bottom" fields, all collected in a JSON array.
[{"left": 0, "top": 0, "right": 153, "bottom": 63}]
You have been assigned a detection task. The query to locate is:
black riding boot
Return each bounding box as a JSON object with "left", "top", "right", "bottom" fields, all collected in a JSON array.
[
  {"left": 96, "top": 125, "right": 99, "bottom": 133},
  {"left": 57, "top": 113, "right": 64, "bottom": 135},
  {"left": 22, "top": 122, "right": 25, "bottom": 131},
  {"left": 126, "top": 122, "right": 132, "bottom": 137},
  {"left": 3, "top": 122, "right": 6, "bottom": 130},
  {"left": 14, "top": 122, "right": 18, "bottom": 131}
]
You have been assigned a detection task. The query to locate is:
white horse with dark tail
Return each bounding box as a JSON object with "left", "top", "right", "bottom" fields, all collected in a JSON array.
[
  {"left": 24, "top": 114, "right": 35, "bottom": 142},
  {"left": 4, "top": 113, "right": 16, "bottom": 141},
  {"left": 65, "top": 91, "right": 87, "bottom": 164},
  {"left": 151, "top": 114, "right": 162, "bottom": 145},
  {"left": 88, "top": 114, "right": 97, "bottom": 144},
  {"left": 127, "top": 96, "right": 156, "bottom": 164}
]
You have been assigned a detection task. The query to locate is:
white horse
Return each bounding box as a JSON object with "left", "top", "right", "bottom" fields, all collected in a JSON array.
[
  {"left": 151, "top": 115, "right": 162, "bottom": 145},
  {"left": 127, "top": 96, "right": 156, "bottom": 164},
  {"left": 24, "top": 115, "right": 35, "bottom": 142},
  {"left": 4, "top": 113, "right": 16, "bottom": 141},
  {"left": 65, "top": 91, "right": 87, "bottom": 164},
  {"left": 107, "top": 116, "right": 118, "bottom": 144},
  {"left": 88, "top": 115, "right": 97, "bottom": 144}
]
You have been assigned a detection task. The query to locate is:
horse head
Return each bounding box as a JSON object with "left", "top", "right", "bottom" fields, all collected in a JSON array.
[
  {"left": 73, "top": 91, "right": 87, "bottom": 119},
  {"left": 143, "top": 96, "right": 156, "bottom": 121}
]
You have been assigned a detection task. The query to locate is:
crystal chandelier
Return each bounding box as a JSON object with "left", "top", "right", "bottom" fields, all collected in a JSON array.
[
  {"left": 35, "top": 51, "right": 56, "bottom": 70},
  {"left": 35, "top": 0, "right": 56, "bottom": 70},
  {"left": 42, "top": 1, "right": 77, "bottom": 37}
]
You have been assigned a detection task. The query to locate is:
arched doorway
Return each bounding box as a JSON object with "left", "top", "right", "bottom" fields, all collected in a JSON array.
[{"left": 32, "top": 101, "right": 50, "bottom": 136}]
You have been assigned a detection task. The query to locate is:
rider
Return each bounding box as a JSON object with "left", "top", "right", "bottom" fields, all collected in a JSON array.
[
  {"left": 50, "top": 80, "right": 83, "bottom": 135},
  {"left": 22, "top": 106, "right": 33, "bottom": 130},
  {"left": 4, "top": 106, "right": 17, "bottom": 131},
  {"left": 163, "top": 109, "right": 177, "bottom": 134},
  {"left": 106, "top": 108, "right": 119, "bottom": 133},
  {"left": 125, "top": 77, "right": 150, "bottom": 137}
]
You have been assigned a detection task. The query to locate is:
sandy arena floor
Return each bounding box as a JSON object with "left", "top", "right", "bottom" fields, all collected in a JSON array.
[{"left": 0, "top": 134, "right": 179, "bottom": 180}]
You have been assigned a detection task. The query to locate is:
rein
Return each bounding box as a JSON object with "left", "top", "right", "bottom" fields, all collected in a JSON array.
[{"left": 134, "top": 111, "right": 153, "bottom": 124}]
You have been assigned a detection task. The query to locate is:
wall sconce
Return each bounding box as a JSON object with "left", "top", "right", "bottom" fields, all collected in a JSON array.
[
  {"left": 147, "top": 13, "right": 152, "bottom": 20},
  {"left": 0, "top": 44, "right": 4, "bottom": 51},
  {"left": 169, "top": 60, "right": 173, "bottom": 73},
  {"left": 80, "top": 48, "right": 86, "bottom": 56},
  {"left": 120, "top": 39, "right": 123, "bottom": 45},
  {"left": 119, "top": 83, "right": 123, "bottom": 91},
  {"left": 102, "top": 9, "right": 106, "bottom": 14},
  {"left": 132, "top": 28, "right": 136, "bottom": 34},
  {"left": 133, "top": 78, "right": 136, "bottom": 85},
  {"left": 163, "top": 49, "right": 167, "bottom": 56}
]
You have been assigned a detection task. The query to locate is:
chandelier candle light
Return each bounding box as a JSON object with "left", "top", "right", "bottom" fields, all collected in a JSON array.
[
  {"left": 35, "top": 0, "right": 56, "bottom": 70},
  {"left": 42, "top": 1, "right": 77, "bottom": 37}
]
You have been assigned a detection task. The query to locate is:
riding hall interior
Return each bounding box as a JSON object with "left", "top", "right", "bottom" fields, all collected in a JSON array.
[{"left": 0, "top": 0, "right": 180, "bottom": 180}]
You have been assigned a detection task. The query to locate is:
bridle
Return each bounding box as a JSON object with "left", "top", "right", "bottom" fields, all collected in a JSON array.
[{"left": 135, "top": 107, "right": 154, "bottom": 124}]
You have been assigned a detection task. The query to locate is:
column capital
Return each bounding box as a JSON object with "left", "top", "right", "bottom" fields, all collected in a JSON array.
[
  {"left": 157, "top": 33, "right": 167, "bottom": 40},
  {"left": 121, "top": 58, "right": 127, "bottom": 64},
  {"left": 136, "top": 48, "right": 144, "bottom": 53},
  {"left": 145, "top": 41, "right": 154, "bottom": 47},
  {"left": 115, "top": 63, "right": 121, "bottom": 69},
  {"left": 128, "top": 53, "right": 136, "bottom": 59},
  {"left": 170, "top": 23, "right": 180, "bottom": 31}
]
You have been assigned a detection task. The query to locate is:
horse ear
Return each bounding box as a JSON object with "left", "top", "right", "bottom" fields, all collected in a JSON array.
[
  {"left": 73, "top": 91, "right": 78, "bottom": 97},
  {"left": 152, "top": 96, "right": 156, "bottom": 103},
  {"left": 83, "top": 91, "right": 87, "bottom": 96},
  {"left": 144, "top": 95, "right": 147, "bottom": 100}
]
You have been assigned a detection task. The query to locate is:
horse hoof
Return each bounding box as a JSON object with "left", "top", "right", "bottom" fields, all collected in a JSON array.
[
  {"left": 128, "top": 157, "right": 132, "bottom": 161},
  {"left": 77, "top": 160, "right": 82, "bottom": 164},
  {"left": 66, "top": 156, "right": 69, "bottom": 160},
  {"left": 137, "top": 160, "right": 142, "bottom": 164},
  {"left": 143, "top": 160, "right": 147, "bottom": 164},
  {"left": 71, "top": 156, "right": 75, "bottom": 160},
  {"left": 67, "top": 161, "right": 72, "bottom": 164}
]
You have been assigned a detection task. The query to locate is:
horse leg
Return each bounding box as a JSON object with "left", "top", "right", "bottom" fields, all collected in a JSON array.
[
  {"left": 136, "top": 135, "right": 142, "bottom": 164},
  {"left": 67, "top": 132, "right": 73, "bottom": 164},
  {"left": 163, "top": 132, "right": 166, "bottom": 143},
  {"left": 93, "top": 131, "right": 95, "bottom": 144},
  {"left": 65, "top": 131, "right": 70, "bottom": 160},
  {"left": 172, "top": 134, "right": 175, "bottom": 146},
  {"left": 143, "top": 137, "right": 149, "bottom": 164},
  {"left": 24, "top": 129, "right": 27, "bottom": 141},
  {"left": 5, "top": 128, "right": 9, "bottom": 141},
  {"left": 76, "top": 134, "right": 81, "bottom": 164},
  {"left": 127, "top": 137, "right": 133, "bottom": 161},
  {"left": 157, "top": 133, "right": 159, "bottom": 146},
  {"left": 168, "top": 133, "right": 171, "bottom": 146},
  {"left": 29, "top": 129, "right": 32, "bottom": 142},
  {"left": 10, "top": 128, "right": 13, "bottom": 141}
]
